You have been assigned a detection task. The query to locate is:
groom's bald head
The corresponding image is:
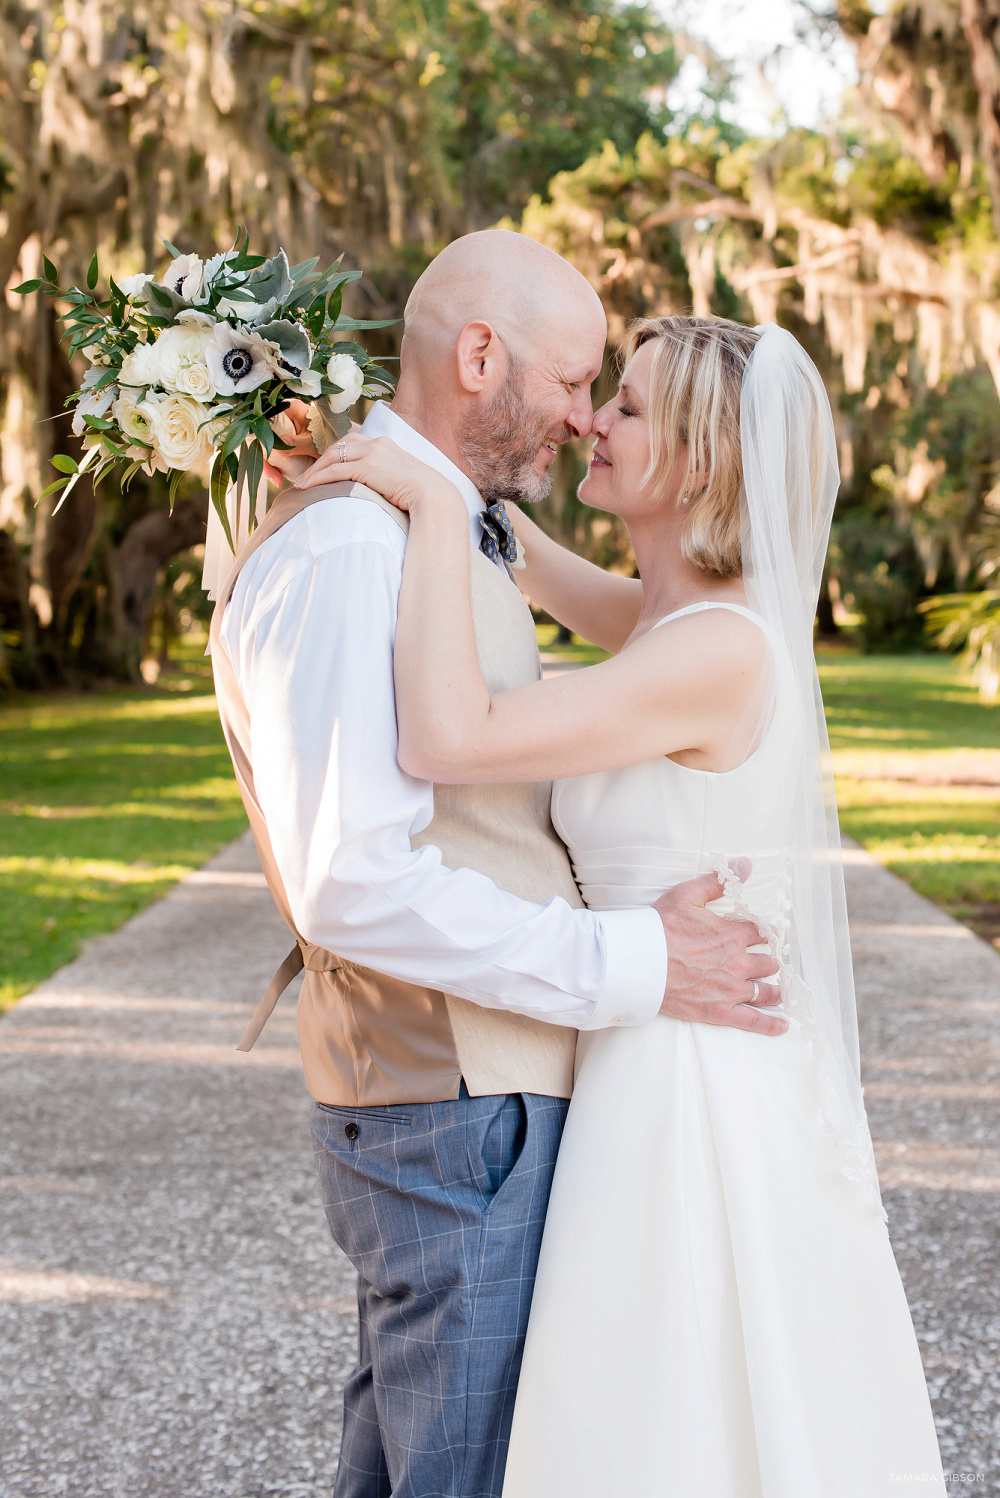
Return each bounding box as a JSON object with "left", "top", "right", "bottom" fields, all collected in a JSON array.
[
  {"left": 393, "top": 230, "right": 607, "bottom": 503},
  {"left": 402, "top": 229, "right": 604, "bottom": 361}
]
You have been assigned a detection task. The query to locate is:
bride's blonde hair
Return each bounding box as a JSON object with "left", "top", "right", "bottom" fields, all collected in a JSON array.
[{"left": 625, "top": 314, "right": 762, "bottom": 579}]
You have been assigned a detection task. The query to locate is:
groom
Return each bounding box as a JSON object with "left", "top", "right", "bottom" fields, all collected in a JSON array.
[{"left": 211, "top": 230, "right": 785, "bottom": 1498}]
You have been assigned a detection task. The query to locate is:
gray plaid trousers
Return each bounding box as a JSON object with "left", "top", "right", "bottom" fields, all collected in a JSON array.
[{"left": 309, "top": 1086, "right": 569, "bottom": 1498}]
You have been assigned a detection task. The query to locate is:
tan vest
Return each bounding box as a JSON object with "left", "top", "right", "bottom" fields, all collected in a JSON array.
[{"left": 210, "top": 480, "right": 582, "bottom": 1105}]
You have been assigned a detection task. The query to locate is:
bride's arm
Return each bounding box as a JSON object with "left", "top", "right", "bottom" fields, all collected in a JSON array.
[
  {"left": 293, "top": 432, "right": 764, "bottom": 786},
  {"left": 396, "top": 493, "right": 762, "bottom": 782},
  {"left": 506, "top": 504, "right": 642, "bottom": 653}
]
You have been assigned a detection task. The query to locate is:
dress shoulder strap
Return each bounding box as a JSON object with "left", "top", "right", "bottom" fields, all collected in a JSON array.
[{"left": 649, "top": 601, "right": 770, "bottom": 634}]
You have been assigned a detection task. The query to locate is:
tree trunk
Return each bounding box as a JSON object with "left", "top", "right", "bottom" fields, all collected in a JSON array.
[{"left": 114, "top": 497, "right": 209, "bottom": 654}]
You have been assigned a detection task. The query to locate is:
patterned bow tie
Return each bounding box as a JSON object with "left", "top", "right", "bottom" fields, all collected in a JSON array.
[{"left": 479, "top": 500, "right": 519, "bottom": 566}]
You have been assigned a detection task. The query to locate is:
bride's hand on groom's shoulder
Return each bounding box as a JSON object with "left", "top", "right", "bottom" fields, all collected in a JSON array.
[
  {"left": 294, "top": 432, "right": 464, "bottom": 519},
  {"left": 654, "top": 870, "right": 787, "bottom": 1037}
]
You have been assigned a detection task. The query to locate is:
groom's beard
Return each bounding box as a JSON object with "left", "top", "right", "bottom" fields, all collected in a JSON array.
[{"left": 458, "top": 368, "right": 555, "bottom": 506}]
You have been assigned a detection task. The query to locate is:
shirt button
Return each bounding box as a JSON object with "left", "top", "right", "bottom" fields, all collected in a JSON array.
[{"left": 345, "top": 1123, "right": 359, "bottom": 1141}]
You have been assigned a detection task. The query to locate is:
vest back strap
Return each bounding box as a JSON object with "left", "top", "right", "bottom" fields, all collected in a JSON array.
[{"left": 236, "top": 940, "right": 344, "bottom": 1052}]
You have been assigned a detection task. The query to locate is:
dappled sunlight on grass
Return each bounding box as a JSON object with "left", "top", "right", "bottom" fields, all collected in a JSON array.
[
  {"left": 0, "top": 637, "right": 246, "bottom": 1012},
  {"left": 820, "top": 655, "right": 1000, "bottom": 939}
]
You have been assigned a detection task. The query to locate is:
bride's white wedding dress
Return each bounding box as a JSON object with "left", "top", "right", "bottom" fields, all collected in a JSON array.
[{"left": 501, "top": 602, "right": 945, "bottom": 1498}]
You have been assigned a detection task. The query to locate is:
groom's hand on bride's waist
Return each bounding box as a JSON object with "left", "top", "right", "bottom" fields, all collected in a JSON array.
[{"left": 653, "top": 869, "right": 787, "bottom": 1036}]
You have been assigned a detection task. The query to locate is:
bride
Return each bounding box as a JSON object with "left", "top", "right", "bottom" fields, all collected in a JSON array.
[{"left": 307, "top": 316, "right": 945, "bottom": 1495}]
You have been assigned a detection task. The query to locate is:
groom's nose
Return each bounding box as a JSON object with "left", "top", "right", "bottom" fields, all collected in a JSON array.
[{"left": 565, "top": 395, "right": 595, "bottom": 441}]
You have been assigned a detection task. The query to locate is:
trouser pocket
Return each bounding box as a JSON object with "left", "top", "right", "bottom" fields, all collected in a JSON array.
[{"left": 476, "top": 1092, "right": 528, "bottom": 1210}]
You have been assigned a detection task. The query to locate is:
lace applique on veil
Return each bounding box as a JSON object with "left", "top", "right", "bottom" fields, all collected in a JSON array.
[{"left": 712, "top": 856, "right": 886, "bottom": 1219}]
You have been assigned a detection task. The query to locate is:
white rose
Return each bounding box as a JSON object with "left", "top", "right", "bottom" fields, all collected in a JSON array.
[
  {"left": 160, "top": 252, "right": 207, "bottom": 304},
  {"left": 119, "top": 341, "right": 161, "bottom": 389},
  {"left": 117, "top": 272, "right": 153, "bottom": 299},
  {"left": 326, "top": 353, "right": 366, "bottom": 413},
  {"left": 139, "top": 391, "right": 212, "bottom": 470},
  {"left": 153, "top": 323, "right": 217, "bottom": 400}
]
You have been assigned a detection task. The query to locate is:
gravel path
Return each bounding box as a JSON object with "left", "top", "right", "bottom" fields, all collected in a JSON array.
[{"left": 1, "top": 832, "right": 998, "bottom": 1496}]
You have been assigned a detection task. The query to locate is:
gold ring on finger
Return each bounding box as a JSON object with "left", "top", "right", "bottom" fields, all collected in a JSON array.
[{"left": 338, "top": 439, "right": 348, "bottom": 463}]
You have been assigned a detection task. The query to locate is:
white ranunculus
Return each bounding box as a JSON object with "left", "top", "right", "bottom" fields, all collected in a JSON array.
[
  {"left": 153, "top": 323, "right": 217, "bottom": 400},
  {"left": 119, "top": 341, "right": 161, "bottom": 390},
  {"left": 288, "top": 366, "right": 322, "bottom": 398},
  {"left": 71, "top": 384, "right": 117, "bottom": 437},
  {"left": 117, "top": 272, "right": 153, "bottom": 299},
  {"left": 326, "top": 353, "right": 366, "bottom": 413},
  {"left": 205, "top": 323, "right": 275, "bottom": 395},
  {"left": 139, "top": 391, "right": 213, "bottom": 470},
  {"left": 112, "top": 390, "right": 156, "bottom": 450},
  {"left": 175, "top": 308, "right": 216, "bottom": 330}
]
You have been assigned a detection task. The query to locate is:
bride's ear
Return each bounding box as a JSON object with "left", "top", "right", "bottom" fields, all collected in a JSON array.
[{"left": 455, "top": 320, "right": 503, "bottom": 393}]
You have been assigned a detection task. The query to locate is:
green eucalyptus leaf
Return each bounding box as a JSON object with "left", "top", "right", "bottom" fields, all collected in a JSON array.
[
  {"left": 121, "top": 459, "right": 146, "bottom": 491},
  {"left": 86, "top": 253, "right": 99, "bottom": 290},
  {"left": 245, "top": 441, "right": 264, "bottom": 528},
  {"left": 210, "top": 457, "right": 235, "bottom": 553},
  {"left": 251, "top": 417, "right": 275, "bottom": 456},
  {"left": 333, "top": 315, "right": 399, "bottom": 331},
  {"left": 39, "top": 476, "right": 72, "bottom": 501},
  {"left": 167, "top": 465, "right": 184, "bottom": 513},
  {"left": 51, "top": 454, "right": 79, "bottom": 475},
  {"left": 41, "top": 255, "right": 58, "bottom": 284},
  {"left": 331, "top": 340, "right": 368, "bottom": 363},
  {"left": 12, "top": 279, "right": 42, "bottom": 295}
]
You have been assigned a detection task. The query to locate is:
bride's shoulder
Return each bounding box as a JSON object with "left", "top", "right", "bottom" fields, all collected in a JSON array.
[{"left": 643, "top": 604, "right": 769, "bottom": 675}]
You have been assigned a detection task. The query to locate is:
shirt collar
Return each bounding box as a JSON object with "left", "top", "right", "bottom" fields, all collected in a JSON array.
[{"left": 361, "top": 403, "right": 485, "bottom": 551}]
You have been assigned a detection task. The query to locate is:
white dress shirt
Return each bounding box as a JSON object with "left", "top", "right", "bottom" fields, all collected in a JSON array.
[{"left": 218, "top": 403, "right": 667, "bottom": 1030}]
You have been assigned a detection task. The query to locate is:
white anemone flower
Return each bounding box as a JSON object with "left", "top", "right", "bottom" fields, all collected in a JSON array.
[
  {"left": 160, "top": 253, "right": 208, "bottom": 304},
  {"left": 288, "top": 367, "right": 322, "bottom": 398},
  {"left": 205, "top": 323, "right": 275, "bottom": 395}
]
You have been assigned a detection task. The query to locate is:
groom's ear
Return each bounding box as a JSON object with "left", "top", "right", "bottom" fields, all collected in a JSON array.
[{"left": 455, "top": 320, "right": 503, "bottom": 394}]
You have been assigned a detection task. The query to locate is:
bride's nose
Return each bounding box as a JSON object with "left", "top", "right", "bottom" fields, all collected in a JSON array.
[{"left": 590, "top": 400, "right": 613, "bottom": 437}]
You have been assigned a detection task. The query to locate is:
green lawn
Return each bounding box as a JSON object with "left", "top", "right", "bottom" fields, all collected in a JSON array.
[
  {"left": 2, "top": 635, "right": 996, "bottom": 1017},
  {"left": 0, "top": 637, "right": 246, "bottom": 1012},
  {"left": 817, "top": 652, "right": 1000, "bottom": 945}
]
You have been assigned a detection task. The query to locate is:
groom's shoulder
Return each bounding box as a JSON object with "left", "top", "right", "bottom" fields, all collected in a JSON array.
[
  {"left": 229, "top": 486, "right": 405, "bottom": 624},
  {"left": 247, "top": 485, "right": 406, "bottom": 577},
  {"left": 292, "top": 483, "right": 407, "bottom": 559}
]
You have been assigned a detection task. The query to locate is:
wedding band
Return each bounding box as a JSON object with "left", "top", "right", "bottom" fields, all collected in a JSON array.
[
  {"left": 338, "top": 440, "right": 348, "bottom": 463},
  {"left": 750, "top": 981, "right": 760, "bottom": 1003}
]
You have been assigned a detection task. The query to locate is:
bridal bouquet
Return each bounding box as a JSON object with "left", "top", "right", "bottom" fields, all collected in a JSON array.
[{"left": 15, "top": 232, "right": 395, "bottom": 553}]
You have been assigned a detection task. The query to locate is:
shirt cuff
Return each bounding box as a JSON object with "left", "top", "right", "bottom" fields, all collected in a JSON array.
[{"left": 581, "top": 907, "right": 667, "bottom": 1030}]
